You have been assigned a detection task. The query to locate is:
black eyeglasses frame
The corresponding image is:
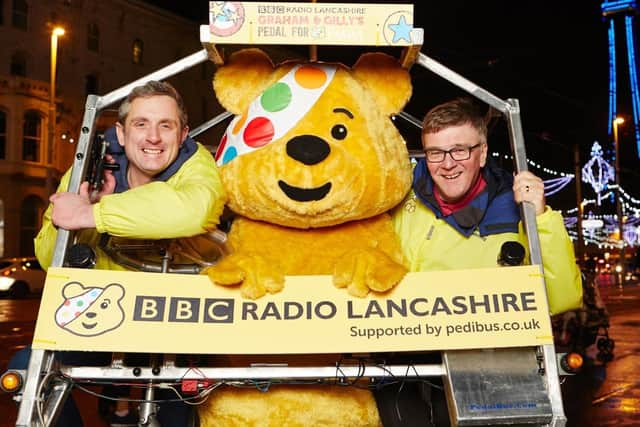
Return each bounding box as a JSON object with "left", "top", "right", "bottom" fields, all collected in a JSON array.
[{"left": 423, "top": 143, "right": 483, "bottom": 163}]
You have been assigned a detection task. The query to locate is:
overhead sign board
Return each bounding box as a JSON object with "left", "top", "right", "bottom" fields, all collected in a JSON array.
[{"left": 200, "top": 2, "right": 421, "bottom": 46}]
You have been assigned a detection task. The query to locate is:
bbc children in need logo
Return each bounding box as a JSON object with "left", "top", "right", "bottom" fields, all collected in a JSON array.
[{"left": 54, "top": 282, "right": 126, "bottom": 337}]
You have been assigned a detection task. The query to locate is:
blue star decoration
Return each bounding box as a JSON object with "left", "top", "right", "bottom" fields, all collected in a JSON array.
[{"left": 388, "top": 15, "right": 413, "bottom": 44}]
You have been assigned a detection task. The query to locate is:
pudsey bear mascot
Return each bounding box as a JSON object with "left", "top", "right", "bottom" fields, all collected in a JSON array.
[{"left": 201, "top": 48, "right": 413, "bottom": 426}]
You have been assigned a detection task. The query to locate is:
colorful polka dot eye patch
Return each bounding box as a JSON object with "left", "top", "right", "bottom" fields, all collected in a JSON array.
[
  {"left": 215, "top": 63, "right": 337, "bottom": 166},
  {"left": 55, "top": 287, "right": 103, "bottom": 327}
]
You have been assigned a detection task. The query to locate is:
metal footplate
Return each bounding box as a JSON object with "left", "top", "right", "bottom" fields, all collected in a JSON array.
[{"left": 443, "top": 348, "right": 553, "bottom": 426}]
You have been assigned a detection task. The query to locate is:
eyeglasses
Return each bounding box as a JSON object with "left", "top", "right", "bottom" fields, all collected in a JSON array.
[{"left": 423, "top": 143, "right": 483, "bottom": 163}]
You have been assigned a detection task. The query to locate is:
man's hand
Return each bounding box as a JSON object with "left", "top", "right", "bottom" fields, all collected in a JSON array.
[
  {"left": 513, "top": 171, "right": 545, "bottom": 215},
  {"left": 50, "top": 182, "right": 97, "bottom": 230}
]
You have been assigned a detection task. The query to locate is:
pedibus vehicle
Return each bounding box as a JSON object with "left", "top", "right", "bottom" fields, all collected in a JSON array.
[{"left": 1, "top": 2, "right": 582, "bottom": 426}]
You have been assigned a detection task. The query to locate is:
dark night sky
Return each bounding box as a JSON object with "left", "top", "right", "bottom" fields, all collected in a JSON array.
[{"left": 144, "top": 1, "right": 637, "bottom": 204}]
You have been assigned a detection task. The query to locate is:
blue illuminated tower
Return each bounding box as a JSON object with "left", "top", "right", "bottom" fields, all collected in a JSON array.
[{"left": 602, "top": 0, "right": 640, "bottom": 158}]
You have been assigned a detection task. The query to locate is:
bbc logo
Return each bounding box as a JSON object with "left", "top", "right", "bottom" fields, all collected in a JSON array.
[{"left": 133, "top": 296, "right": 235, "bottom": 323}]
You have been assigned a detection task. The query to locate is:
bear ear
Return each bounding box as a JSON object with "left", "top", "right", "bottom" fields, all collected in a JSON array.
[
  {"left": 105, "top": 283, "right": 125, "bottom": 301},
  {"left": 213, "top": 48, "right": 275, "bottom": 114},
  {"left": 62, "top": 281, "right": 85, "bottom": 299},
  {"left": 352, "top": 52, "right": 412, "bottom": 115}
]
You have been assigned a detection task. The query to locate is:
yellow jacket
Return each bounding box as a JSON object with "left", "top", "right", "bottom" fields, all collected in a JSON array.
[
  {"left": 35, "top": 142, "right": 226, "bottom": 271},
  {"left": 392, "top": 193, "right": 583, "bottom": 316}
]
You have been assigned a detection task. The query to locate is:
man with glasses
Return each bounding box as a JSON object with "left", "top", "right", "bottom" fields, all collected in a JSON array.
[{"left": 376, "top": 97, "right": 582, "bottom": 427}]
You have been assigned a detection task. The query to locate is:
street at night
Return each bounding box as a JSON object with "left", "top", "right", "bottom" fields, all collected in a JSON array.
[
  {"left": 2, "top": 280, "right": 639, "bottom": 426},
  {"left": 1, "top": 0, "right": 640, "bottom": 426}
]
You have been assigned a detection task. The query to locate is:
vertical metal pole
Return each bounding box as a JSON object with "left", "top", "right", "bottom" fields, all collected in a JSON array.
[
  {"left": 505, "top": 99, "right": 543, "bottom": 266},
  {"left": 15, "top": 349, "right": 55, "bottom": 426},
  {"left": 505, "top": 99, "right": 566, "bottom": 427},
  {"left": 50, "top": 95, "right": 101, "bottom": 268}
]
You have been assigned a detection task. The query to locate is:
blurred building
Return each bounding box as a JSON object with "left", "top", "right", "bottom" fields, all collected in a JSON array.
[{"left": 0, "top": 0, "right": 219, "bottom": 257}]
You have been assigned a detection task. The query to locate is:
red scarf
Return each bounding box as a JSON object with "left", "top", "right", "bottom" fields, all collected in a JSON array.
[{"left": 434, "top": 174, "right": 487, "bottom": 216}]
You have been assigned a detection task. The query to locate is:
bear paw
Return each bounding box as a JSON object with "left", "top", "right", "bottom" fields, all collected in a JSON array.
[
  {"left": 333, "top": 248, "right": 407, "bottom": 297},
  {"left": 206, "top": 253, "right": 285, "bottom": 299}
]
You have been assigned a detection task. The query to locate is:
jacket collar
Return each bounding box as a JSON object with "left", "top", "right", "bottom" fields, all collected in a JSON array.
[{"left": 412, "top": 158, "right": 518, "bottom": 237}]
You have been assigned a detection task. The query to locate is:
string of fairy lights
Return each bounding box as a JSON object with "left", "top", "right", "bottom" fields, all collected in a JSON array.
[{"left": 491, "top": 141, "right": 640, "bottom": 249}]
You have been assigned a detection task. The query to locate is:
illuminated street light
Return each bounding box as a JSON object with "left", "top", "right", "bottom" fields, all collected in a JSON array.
[
  {"left": 613, "top": 116, "right": 625, "bottom": 285},
  {"left": 45, "top": 26, "right": 65, "bottom": 197}
]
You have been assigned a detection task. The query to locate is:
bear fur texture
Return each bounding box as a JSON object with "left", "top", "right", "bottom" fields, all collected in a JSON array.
[
  {"left": 207, "top": 48, "right": 412, "bottom": 299},
  {"left": 201, "top": 48, "right": 413, "bottom": 426}
]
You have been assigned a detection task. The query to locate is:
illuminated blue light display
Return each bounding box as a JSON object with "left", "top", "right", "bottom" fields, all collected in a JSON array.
[
  {"left": 602, "top": 0, "right": 637, "bottom": 15},
  {"left": 608, "top": 19, "right": 617, "bottom": 136},
  {"left": 625, "top": 16, "right": 640, "bottom": 154},
  {"left": 602, "top": 0, "right": 640, "bottom": 158}
]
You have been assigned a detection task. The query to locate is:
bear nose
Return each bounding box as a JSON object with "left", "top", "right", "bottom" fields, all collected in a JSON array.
[
  {"left": 86, "top": 312, "right": 96, "bottom": 319},
  {"left": 286, "top": 135, "right": 330, "bottom": 165}
]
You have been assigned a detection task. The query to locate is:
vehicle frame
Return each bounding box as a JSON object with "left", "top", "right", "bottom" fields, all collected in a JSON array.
[{"left": 8, "top": 4, "right": 567, "bottom": 426}]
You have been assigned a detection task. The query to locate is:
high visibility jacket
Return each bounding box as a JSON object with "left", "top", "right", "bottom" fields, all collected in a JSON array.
[
  {"left": 392, "top": 160, "right": 582, "bottom": 315},
  {"left": 35, "top": 140, "right": 226, "bottom": 271}
]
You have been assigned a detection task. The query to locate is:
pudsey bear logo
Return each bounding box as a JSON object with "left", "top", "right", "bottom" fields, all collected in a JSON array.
[{"left": 54, "top": 282, "right": 125, "bottom": 337}]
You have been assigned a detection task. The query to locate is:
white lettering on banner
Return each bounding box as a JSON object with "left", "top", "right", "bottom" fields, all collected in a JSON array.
[
  {"left": 133, "top": 297, "right": 163, "bottom": 321},
  {"left": 176, "top": 301, "right": 192, "bottom": 320},
  {"left": 172, "top": 298, "right": 198, "bottom": 322}
]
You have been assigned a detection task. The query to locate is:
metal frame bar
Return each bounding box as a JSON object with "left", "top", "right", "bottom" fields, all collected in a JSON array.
[
  {"left": 62, "top": 363, "right": 446, "bottom": 382},
  {"left": 189, "top": 111, "right": 233, "bottom": 138},
  {"left": 15, "top": 349, "right": 55, "bottom": 426}
]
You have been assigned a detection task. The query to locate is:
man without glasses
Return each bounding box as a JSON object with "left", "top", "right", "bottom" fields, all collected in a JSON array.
[{"left": 14, "top": 80, "right": 226, "bottom": 427}]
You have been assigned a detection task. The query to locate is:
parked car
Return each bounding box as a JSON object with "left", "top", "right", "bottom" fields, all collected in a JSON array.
[{"left": 0, "top": 257, "right": 46, "bottom": 298}]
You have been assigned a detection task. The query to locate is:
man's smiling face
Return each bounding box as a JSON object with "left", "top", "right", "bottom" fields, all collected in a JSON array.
[
  {"left": 116, "top": 95, "right": 188, "bottom": 187},
  {"left": 423, "top": 123, "right": 487, "bottom": 203}
]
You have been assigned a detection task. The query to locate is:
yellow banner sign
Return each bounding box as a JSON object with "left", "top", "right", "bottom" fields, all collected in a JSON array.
[
  {"left": 32, "top": 266, "right": 553, "bottom": 354},
  {"left": 201, "top": 2, "right": 418, "bottom": 46}
]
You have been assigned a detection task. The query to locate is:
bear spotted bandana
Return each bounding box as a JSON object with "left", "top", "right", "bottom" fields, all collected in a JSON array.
[
  {"left": 215, "top": 63, "right": 337, "bottom": 166},
  {"left": 54, "top": 287, "right": 103, "bottom": 327}
]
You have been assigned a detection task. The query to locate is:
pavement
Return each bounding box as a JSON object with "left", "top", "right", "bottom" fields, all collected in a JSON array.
[{"left": 562, "top": 280, "right": 640, "bottom": 427}]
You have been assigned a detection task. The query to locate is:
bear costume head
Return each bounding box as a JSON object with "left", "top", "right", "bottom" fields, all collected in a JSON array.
[{"left": 214, "top": 48, "right": 412, "bottom": 229}]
